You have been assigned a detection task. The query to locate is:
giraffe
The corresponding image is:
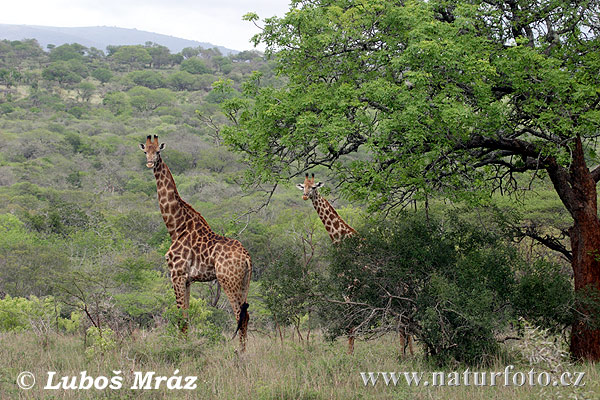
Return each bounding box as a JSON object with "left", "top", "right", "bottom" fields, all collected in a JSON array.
[
  {"left": 140, "top": 135, "right": 252, "bottom": 351},
  {"left": 296, "top": 173, "right": 357, "bottom": 244},
  {"left": 296, "top": 173, "right": 413, "bottom": 356}
]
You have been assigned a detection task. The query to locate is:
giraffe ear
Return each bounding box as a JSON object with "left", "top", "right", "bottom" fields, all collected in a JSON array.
[
  {"left": 159, "top": 143, "right": 166, "bottom": 150},
  {"left": 139, "top": 143, "right": 146, "bottom": 151},
  {"left": 296, "top": 184, "right": 305, "bottom": 190},
  {"left": 314, "top": 181, "right": 324, "bottom": 188}
]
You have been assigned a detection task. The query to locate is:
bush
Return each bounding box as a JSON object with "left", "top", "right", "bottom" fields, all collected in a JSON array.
[
  {"left": 163, "top": 297, "right": 223, "bottom": 343},
  {"left": 0, "top": 295, "right": 58, "bottom": 332},
  {"left": 322, "top": 212, "right": 573, "bottom": 366},
  {"left": 85, "top": 326, "right": 116, "bottom": 358}
]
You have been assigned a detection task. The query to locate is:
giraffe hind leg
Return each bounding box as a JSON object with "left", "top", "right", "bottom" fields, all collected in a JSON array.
[{"left": 218, "top": 260, "right": 251, "bottom": 352}]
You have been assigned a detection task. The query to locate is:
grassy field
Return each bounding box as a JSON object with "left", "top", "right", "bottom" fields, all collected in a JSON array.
[{"left": 0, "top": 329, "right": 598, "bottom": 399}]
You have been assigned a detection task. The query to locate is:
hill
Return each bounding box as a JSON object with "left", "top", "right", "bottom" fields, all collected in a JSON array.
[{"left": 0, "top": 24, "right": 237, "bottom": 55}]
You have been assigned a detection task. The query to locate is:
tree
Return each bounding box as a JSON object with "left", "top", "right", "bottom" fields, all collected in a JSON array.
[
  {"left": 180, "top": 46, "right": 201, "bottom": 59},
  {"left": 111, "top": 45, "right": 152, "bottom": 70},
  {"left": 145, "top": 42, "right": 171, "bottom": 69},
  {"left": 76, "top": 82, "right": 96, "bottom": 102},
  {"left": 103, "top": 91, "right": 131, "bottom": 116},
  {"left": 224, "top": 1, "right": 600, "bottom": 360},
  {"left": 181, "top": 57, "right": 210, "bottom": 74},
  {"left": 91, "top": 68, "right": 112, "bottom": 84},
  {"left": 127, "top": 70, "right": 166, "bottom": 89},
  {"left": 168, "top": 70, "right": 196, "bottom": 91},
  {"left": 0, "top": 68, "right": 21, "bottom": 87},
  {"left": 42, "top": 61, "right": 82, "bottom": 86},
  {"left": 49, "top": 43, "right": 87, "bottom": 61},
  {"left": 127, "top": 86, "right": 175, "bottom": 112}
]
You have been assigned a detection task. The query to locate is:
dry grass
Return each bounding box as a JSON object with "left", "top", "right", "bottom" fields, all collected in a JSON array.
[{"left": 0, "top": 330, "right": 598, "bottom": 399}]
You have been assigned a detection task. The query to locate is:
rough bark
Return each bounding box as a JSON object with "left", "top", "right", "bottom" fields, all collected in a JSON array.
[{"left": 566, "top": 138, "right": 600, "bottom": 361}]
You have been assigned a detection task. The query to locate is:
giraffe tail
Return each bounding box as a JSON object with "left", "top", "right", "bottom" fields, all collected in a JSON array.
[
  {"left": 231, "top": 302, "right": 249, "bottom": 340},
  {"left": 231, "top": 258, "right": 252, "bottom": 340}
]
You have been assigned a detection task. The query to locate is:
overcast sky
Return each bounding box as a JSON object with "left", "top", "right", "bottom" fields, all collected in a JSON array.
[{"left": 1, "top": 0, "right": 292, "bottom": 51}]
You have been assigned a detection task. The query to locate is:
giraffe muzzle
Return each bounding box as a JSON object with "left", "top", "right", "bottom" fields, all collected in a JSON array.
[{"left": 146, "top": 162, "right": 155, "bottom": 168}]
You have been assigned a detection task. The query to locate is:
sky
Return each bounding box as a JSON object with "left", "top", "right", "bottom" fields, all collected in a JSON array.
[{"left": 1, "top": 0, "right": 292, "bottom": 51}]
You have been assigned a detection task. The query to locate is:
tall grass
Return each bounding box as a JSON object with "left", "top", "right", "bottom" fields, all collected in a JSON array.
[{"left": 0, "top": 329, "right": 598, "bottom": 399}]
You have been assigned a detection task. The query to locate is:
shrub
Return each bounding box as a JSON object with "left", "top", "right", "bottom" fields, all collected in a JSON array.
[
  {"left": 163, "top": 297, "right": 223, "bottom": 343},
  {"left": 85, "top": 326, "right": 116, "bottom": 358},
  {"left": 0, "top": 295, "right": 58, "bottom": 332},
  {"left": 322, "top": 213, "right": 574, "bottom": 366}
]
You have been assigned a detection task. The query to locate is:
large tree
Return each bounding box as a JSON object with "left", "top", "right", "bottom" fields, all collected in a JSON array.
[{"left": 222, "top": 0, "right": 600, "bottom": 360}]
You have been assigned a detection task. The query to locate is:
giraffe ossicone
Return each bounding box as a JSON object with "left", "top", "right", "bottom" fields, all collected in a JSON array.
[{"left": 140, "top": 135, "right": 252, "bottom": 351}]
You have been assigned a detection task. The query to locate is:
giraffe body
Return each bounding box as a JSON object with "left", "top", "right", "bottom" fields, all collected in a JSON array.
[{"left": 141, "top": 135, "right": 251, "bottom": 350}]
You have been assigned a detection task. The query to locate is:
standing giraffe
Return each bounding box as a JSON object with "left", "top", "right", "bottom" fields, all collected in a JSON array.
[
  {"left": 140, "top": 135, "right": 252, "bottom": 351},
  {"left": 296, "top": 173, "right": 413, "bottom": 355}
]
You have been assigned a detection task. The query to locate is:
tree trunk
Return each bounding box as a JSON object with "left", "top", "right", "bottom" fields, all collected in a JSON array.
[
  {"left": 569, "top": 216, "right": 600, "bottom": 361},
  {"left": 547, "top": 136, "right": 600, "bottom": 361},
  {"left": 566, "top": 137, "right": 600, "bottom": 361}
]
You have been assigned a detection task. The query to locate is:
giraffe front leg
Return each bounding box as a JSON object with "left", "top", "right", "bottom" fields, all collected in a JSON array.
[{"left": 170, "top": 273, "right": 190, "bottom": 334}]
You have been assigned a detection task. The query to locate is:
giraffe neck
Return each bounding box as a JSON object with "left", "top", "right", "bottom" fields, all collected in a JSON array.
[
  {"left": 153, "top": 155, "right": 211, "bottom": 240},
  {"left": 311, "top": 191, "right": 357, "bottom": 243}
]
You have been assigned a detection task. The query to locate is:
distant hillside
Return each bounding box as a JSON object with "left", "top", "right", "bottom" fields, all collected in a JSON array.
[{"left": 0, "top": 24, "right": 238, "bottom": 55}]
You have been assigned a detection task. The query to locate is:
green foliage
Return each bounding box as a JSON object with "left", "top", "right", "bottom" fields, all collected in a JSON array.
[
  {"left": 128, "top": 86, "right": 175, "bottom": 112},
  {"left": 0, "top": 295, "right": 58, "bottom": 332},
  {"left": 167, "top": 70, "right": 196, "bottom": 91},
  {"left": 324, "top": 213, "right": 573, "bottom": 365},
  {"left": 513, "top": 260, "right": 574, "bottom": 330},
  {"left": 85, "top": 326, "right": 116, "bottom": 358},
  {"left": 162, "top": 149, "right": 194, "bottom": 174},
  {"left": 91, "top": 67, "right": 113, "bottom": 84},
  {"left": 127, "top": 70, "right": 166, "bottom": 89},
  {"left": 76, "top": 82, "right": 96, "bottom": 102},
  {"left": 58, "top": 311, "right": 81, "bottom": 334},
  {"left": 42, "top": 61, "right": 83, "bottom": 85},
  {"left": 112, "top": 256, "right": 170, "bottom": 325},
  {"left": 180, "top": 57, "right": 210, "bottom": 74},
  {"left": 260, "top": 249, "right": 318, "bottom": 327},
  {"left": 49, "top": 43, "right": 86, "bottom": 61},
  {"left": 223, "top": 0, "right": 600, "bottom": 210},
  {"left": 163, "top": 297, "right": 223, "bottom": 343},
  {"left": 111, "top": 45, "right": 152, "bottom": 69},
  {"left": 103, "top": 91, "right": 131, "bottom": 115}
]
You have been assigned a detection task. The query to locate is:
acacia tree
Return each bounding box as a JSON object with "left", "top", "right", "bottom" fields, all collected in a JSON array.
[{"left": 222, "top": 0, "right": 600, "bottom": 360}]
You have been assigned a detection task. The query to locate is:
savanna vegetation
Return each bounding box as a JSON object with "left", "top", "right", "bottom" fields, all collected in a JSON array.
[{"left": 0, "top": 0, "right": 599, "bottom": 398}]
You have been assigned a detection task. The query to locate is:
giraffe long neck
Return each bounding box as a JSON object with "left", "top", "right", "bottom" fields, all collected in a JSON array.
[
  {"left": 311, "top": 192, "right": 357, "bottom": 243},
  {"left": 153, "top": 156, "right": 210, "bottom": 240}
]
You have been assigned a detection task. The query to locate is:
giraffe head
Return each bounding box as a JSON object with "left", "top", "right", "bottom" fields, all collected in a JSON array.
[
  {"left": 296, "top": 173, "right": 324, "bottom": 201},
  {"left": 139, "top": 135, "right": 165, "bottom": 168}
]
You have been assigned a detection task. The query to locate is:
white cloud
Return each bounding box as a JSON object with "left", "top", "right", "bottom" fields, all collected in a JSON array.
[{"left": 0, "top": 0, "right": 291, "bottom": 50}]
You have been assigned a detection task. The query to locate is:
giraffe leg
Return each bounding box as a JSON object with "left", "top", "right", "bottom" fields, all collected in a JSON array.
[
  {"left": 170, "top": 272, "right": 190, "bottom": 334},
  {"left": 218, "top": 267, "right": 250, "bottom": 352},
  {"left": 408, "top": 334, "right": 414, "bottom": 356},
  {"left": 348, "top": 327, "right": 355, "bottom": 355}
]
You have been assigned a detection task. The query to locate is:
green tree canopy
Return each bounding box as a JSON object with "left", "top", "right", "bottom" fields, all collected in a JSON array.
[
  {"left": 49, "top": 43, "right": 87, "bottom": 61},
  {"left": 111, "top": 45, "right": 152, "bottom": 70},
  {"left": 181, "top": 57, "right": 210, "bottom": 74}
]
